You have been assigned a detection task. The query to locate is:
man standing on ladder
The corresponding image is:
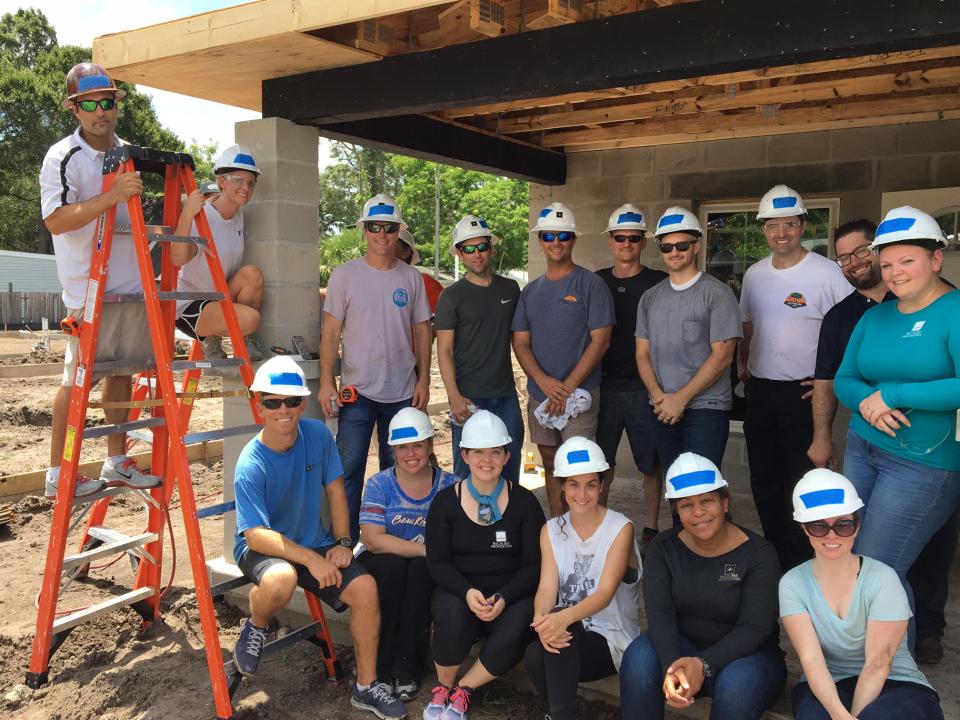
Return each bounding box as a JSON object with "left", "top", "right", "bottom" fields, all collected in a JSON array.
[{"left": 39, "top": 62, "right": 160, "bottom": 498}]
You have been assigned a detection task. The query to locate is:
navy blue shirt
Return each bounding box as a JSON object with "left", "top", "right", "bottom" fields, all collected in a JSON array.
[{"left": 814, "top": 290, "right": 894, "bottom": 380}]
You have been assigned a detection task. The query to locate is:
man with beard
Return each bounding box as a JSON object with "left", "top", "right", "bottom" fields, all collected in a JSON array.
[{"left": 809, "top": 218, "right": 959, "bottom": 665}]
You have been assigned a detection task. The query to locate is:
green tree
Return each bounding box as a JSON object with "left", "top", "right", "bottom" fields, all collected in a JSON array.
[
  {"left": 185, "top": 139, "right": 219, "bottom": 183},
  {"left": 0, "top": 9, "right": 184, "bottom": 252},
  {"left": 319, "top": 227, "right": 365, "bottom": 285}
]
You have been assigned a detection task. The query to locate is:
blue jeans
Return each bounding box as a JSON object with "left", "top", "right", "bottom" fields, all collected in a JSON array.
[
  {"left": 620, "top": 634, "right": 786, "bottom": 720},
  {"left": 793, "top": 677, "right": 942, "bottom": 720},
  {"left": 649, "top": 406, "right": 730, "bottom": 474},
  {"left": 336, "top": 394, "right": 410, "bottom": 541},
  {"left": 450, "top": 395, "right": 524, "bottom": 483}
]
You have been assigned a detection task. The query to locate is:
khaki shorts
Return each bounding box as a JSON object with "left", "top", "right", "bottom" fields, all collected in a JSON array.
[
  {"left": 527, "top": 387, "right": 601, "bottom": 447},
  {"left": 62, "top": 304, "right": 153, "bottom": 387}
]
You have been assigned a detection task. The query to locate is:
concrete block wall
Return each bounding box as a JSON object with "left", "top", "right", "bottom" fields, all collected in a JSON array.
[{"left": 529, "top": 118, "right": 960, "bottom": 480}]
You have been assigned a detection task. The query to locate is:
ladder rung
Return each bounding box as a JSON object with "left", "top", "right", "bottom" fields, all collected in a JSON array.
[
  {"left": 137, "top": 377, "right": 183, "bottom": 392},
  {"left": 172, "top": 359, "right": 245, "bottom": 372},
  {"left": 93, "top": 358, "right": 156, "bottom": 375},
  {"left": 211, "top": 576, "right": 249, "bottom": 596},
  {"left": 184, "top": 424, "right": 260, "bottom": 445},
  {"left": 62, "top": 532, "right": 158, "bottom": 572},
  {"left": 115, "top": 224, "right": 172, "bottom": 234},
  {"left": 68, "top": 484, "right": 161, "bottom": 508},
  {"left": 222, "top": 619, "right": 326, "bottom": 677},
  {"left": 52, "top": 587, "right": 154, "bottom": 634},
  {"left": 84, "top": 417, "right": 165, "bottom": 439},
  {"left": 103, "top": 291, "right": 224, "bottom": 303},
  {"left": 114, "top": 224, "right": 209, "bottom": 247},
  {"left": 126, "top": 430, "right": 153, "bottom": 444},
  {"left": 197, "top": 501, "right": 236, "bottom": 520}
]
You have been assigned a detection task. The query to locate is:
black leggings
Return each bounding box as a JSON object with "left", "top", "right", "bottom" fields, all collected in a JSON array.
[
  {"left": 523, "top": 616, "right": 617, "bottom": 720},
  {"left": 430, "top": 587, "right": 535, "bottom": 677},
  {"left": 356, "top": 551, "right": 432, "bottom": 681}
]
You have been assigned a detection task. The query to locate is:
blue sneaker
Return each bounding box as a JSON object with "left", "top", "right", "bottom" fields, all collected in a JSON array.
[
  {"left": 352, "top": 681, "right": 408, "bottom": 720},
  {"left": 233, "top": 618, "right": 268, "bottom": 675},
  {"left": 422, "top": 684, "right": 449, "bottom": 720}
]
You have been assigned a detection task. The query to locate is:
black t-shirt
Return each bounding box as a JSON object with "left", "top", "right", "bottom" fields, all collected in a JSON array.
[
  {"left": 814, "top": 289, "right": 895, "bottom": 380},
  {"left": 643, "top": 526, "right": 782, "bottom": 672},
  {"left": 425, "top": 480, "right": 545, "bottom": 603},
  {"left": 434, "top": 274, "right": 521, "bottom": 398},
  {"left": 596, "top": 266, "right": 667, "bottom": 390}
]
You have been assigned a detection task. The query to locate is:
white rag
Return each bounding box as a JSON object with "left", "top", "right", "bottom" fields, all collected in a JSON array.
[{"left": 534, "top": 388, "right": 593, "bottom": 430}]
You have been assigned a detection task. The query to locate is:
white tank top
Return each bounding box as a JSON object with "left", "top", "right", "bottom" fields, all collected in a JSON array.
[
  {"left": 547, "top": 508, "right": 642, "bottom": 670},
  {"left": 176, "top": 203, "right": 245, "bottom": 316}
]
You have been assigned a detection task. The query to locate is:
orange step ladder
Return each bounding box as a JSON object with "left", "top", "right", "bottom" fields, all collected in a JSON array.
[{"left": 26, "top": 145, "right": 343, "bottom": 719}]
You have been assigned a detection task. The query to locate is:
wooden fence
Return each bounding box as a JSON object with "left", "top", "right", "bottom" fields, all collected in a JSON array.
[{"left": 0, "top": 292, "right": 66, "bottom": 328}]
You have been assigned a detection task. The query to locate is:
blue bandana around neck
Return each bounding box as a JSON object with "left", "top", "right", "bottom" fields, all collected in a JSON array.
[{"left": 465, "top": 474, "right": 505, "bottom": 525}]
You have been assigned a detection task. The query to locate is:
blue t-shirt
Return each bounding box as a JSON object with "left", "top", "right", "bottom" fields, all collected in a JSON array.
[
  {"left": 233, "top": 418, "right": 344, "bottom": 563},
  {"left": 511, "top": 265, "right": 615, "bottom": 402},
  {"left": 359, "top": 466, "right": 458, "bottom": 544},
  {"left": 779, "top": 556, "right": 931, "bottom": 689},
  {"left": 835, "top": 289, "right": 960, "bottom": 470}
]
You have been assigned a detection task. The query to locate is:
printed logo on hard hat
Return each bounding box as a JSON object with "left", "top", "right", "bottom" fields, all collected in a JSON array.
[
  {"left": 783, "top": 292, "right": 807, "bottom": 309},
  {"left": 566, "top": 449, "right": 590, "bottom": 465},
  {"left": 370, "top": 203, "right": 396, "bottom": 217},
  {"left": 669, "top": 469, "right": 716, "bottom": 493},
  {"left": 561, "top": 294, "right": 578, "bottom": 304},
  {"left": 617, "top": 212, "right": 644, "bottom": 225},
  {"left": 390, "top": 425, "right": 419, "bottom": 443},
  {"left": 903, "top": 320, "right": 925, "bottom": 339},
  {"left": 876, "top": 217, "right": 916, "bottom": 237},
  {"left": 77, "top": 75, "right": 113, "bottom": 93},
  {"left": 539, "top": 208, "right": 553, "bottom": 218},
  {"left": 393, "top": 288, "right": 408, "bottom": 307},
  {"left": 233, "top": 153, "right": 256, "bottom": 168},
  {"left": 799, "top": 488, "right": 845, "bottom": 509},
  {"left": 658, "top": 213, "right": 684, "bottom": 229},
  {"left": 269, "top": 372, "right": 305, "bottom": 389},
  {"left": 772, "top": 196, "right": 798, "bottom": 210}
]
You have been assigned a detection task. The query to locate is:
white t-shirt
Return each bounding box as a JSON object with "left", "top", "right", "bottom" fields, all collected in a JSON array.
[
  {"left": 740, "top": 252, "right": 850, "bottom": 380},
  {"left": 175, "top": 203, "right": 244, "bottom": 316},
  {"left": 39, "top": 127, "right": 140, "bottom": 308},
  {"left": 547, "top": 508, "right": 642, "bottom": 670},
  {"left": 323, "top": 258, "right": 432, "bottom": 403}
]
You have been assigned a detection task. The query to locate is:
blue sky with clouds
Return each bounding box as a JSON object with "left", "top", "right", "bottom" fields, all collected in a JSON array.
[{"left": 2, "top": 1, "right": 331, "bottom": 163}]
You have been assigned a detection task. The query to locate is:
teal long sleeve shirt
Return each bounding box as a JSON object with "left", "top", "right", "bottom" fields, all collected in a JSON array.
[{"left": 835, "top": 289, "right": 960, "bottom": 470}]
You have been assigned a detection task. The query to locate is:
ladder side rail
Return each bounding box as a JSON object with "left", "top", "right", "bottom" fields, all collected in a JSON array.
[{"left": 28, "top": 184, "right": 119, "bottom": 684}]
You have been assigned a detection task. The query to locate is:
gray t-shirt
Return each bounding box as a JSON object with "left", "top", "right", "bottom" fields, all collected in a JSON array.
[
  {"left": 511, "top": 265, "right": 615, "bottom": 402},
  {"left": 635, "top": 273, "right": 742, "bottom": 411},
  {"left": 323, "top": 257, "right": 432, "bottom": 403},
  {"left": 779, "top": 556, "right": 932, "bottom": 689},
  {"left": 434, "top": 275, "right": 521, "bottom": 398}
]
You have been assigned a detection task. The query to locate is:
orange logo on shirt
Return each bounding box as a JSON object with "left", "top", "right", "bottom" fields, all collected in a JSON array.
[
  {"left": 562, "top": 294, "right": 578, "bottom": 303},
  {"left": 783, "top": 292, "right": 807, "bottom": 309}
]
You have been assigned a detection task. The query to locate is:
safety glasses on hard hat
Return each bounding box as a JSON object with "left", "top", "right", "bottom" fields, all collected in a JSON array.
[
  {"left": 613, "top": 234, "right": 645, "bottom": 244},
  {"left": 458, "top": 241, "right": 491, "bottom": 254},
  {"left": 222, "top": 174, "right": 257, "bottom": 190},
  {"left": 365, "top": 221, "right": 400, "bottom": 234},
  {"left": 803, "top": 518, "right": 858, "bottom": 537},
  {"left": 260, "top": 396, "right": 304, "bottom": 410},
  {"left": 76, "top": 98, "right": 116, "bottom": 112},
  {"left": 541, "top": 231, "right": 574, "bottom": 243},
  {"left": 836, "top": 245, "right": 872, "bottom": 268},
  {"left": 658, "top": 240, "right": 695, "bottom": 253}
]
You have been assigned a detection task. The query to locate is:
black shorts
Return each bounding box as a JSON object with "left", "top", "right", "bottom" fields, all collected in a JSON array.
[
  {"left": 238, "top": 547, "right": 368, "bottom": 613},
  {"left": 175, "top": 299, "right": 215, "bottom": 340}
]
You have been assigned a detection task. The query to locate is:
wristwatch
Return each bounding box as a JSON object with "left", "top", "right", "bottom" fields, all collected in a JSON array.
[
  {"left": 336, "top": 536, "right": 354, "bottom": 549},
  {"left": 698, "top": 656, "right": 713, "bottom": 678}
]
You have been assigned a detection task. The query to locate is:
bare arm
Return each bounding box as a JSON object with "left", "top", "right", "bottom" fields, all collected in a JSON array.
[
  {"left": 437, "top": 329, "right": 471, "bottom": 423},
  {"left": 512, "top": 330, "right": 551, "bottom": 392},
  {"left": 635, "top": 337, "right": 664, "bottom": 400},
  {"left": 553, "top": 524, "right": 633, "bottom": 626},
  {"left": 324, "top": 477, "right": 351, "bottom": 541},
  {"left": 360, "top": 523, "right": 426, "bottom": 558},
  {"left": 737, "top": 321, "right": 753, "bottom": 382},
  {"left": 318, "top": 311, "right": 343, "bottom": 418},
  {"left": 171, "top": 189, "right": 204, "bottom": 266},
  {"left": 411, "top": 319, "right": 432, "bottom": 410},
  {"left": 783, "top": 614, "right": 856, "bottom": 720},
  {"left": 562, "top": 326, "right": 613, "bottom": 390},
  {"left": 655, "top": 339, "right": 736, "bottom": 425},
  {"left": 44, "top": 167, "right": 142, "bottom": 235},
  {"left": 533, "top": 525, "right": 560, "bottom": 618},
  {"left": 808, "top": 380, "right": 839, "bottom": 468},
  {"left": 850, "top": 620, "right": 907, "bottom": 716}
]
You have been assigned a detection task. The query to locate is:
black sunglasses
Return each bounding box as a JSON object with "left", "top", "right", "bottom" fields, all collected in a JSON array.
[
  {"left": 659, "top": 240, "right": 695, "bottom": 253},
  {"left": 260, "top": 396, "right": 304, "bottom": 410},
  {"left": 541, "top": 231, "right": 574, "bottom": 243},
  {"left": 365, "top": 221, "right": 400, "bottom": 234},
  {"left": 613, "top": 235, "right": 645, "bottom": 244},
  {"left": 459, "top": 241, "right": 491, "bottom": 254},
  {"left": 803, "top": 518, "right": 858, "bottom": 537},
  {"left": 77, "top": 98, "right": 116, "bottom": 112}
]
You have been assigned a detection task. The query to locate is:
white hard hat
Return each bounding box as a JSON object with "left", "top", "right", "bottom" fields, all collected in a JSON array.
[
  {"left": 356, "top": 193, "right": 406, "bottom": 228},
  {"left": 553, "top": 437, "right": 609, "bottom": 477},
  {"left": 664, "top": 452, "right": 728, "bottom": 500},
  {"left": 606, "top": 204, "right": 647, "bottom": 234},
  {"left": 214, "top": 144, "right": 260, "bottom": 176},
  {"left": 398, "top": 228, "right": 421, "bottom": 265},
  {"left": 792, "top": 469, "right": 864, "bottom": 523},
  {"left": 250, "top": 356, "right": 310, "bottom": 396},
  {"left": 872, "top": 206, "right": 948, "bottom": 250},
  {"left": 654, "top": 206, "right": 703, "bottom": 239},
  {"left": 532, "top": 201, "right": 577, "bottom": 234},
  {"left": 387, "top": 407, "right": 434, "bottom": 445},
  {"left": 451, "top": 214, "right": 499, "bottom": 251},
  {"left": 459, "top": 410, "right": 512, "bottom": 449},
  {"left": 757, "top": 184, "right": 807, "bottom": 221}
]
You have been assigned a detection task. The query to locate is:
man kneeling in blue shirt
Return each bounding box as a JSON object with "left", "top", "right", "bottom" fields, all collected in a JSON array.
[{"left": 233, "top": 356, "right": 407, "bottom": 719}]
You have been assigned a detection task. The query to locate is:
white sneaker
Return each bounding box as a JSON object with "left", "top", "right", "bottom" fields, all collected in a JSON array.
[
  {"left": 45, "top": 472, "right": 106, "bottom": 499},
  {"left": 99, "top": 458, "right": 161, "bottom": 490},
  {"left": 201, "top": 336, "right": 227, "bottom": 360}
]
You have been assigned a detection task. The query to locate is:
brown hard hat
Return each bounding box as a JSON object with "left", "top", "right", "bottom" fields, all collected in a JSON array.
[{"left": 62, "top": 62, "right": 126, "bottom": 108}]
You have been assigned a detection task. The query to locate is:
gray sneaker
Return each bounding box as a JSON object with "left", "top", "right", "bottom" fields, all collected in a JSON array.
[
  {"left": 352, "top": 681, "right": 408, "bottom": 720},
  {"left": 99, "top": 458, "right": 161, "bottom": 490},
  {"left": 201, "top": 335, "right": 227, "bottom": 359},
  {"left": 45, "top": 472, "right": 105, "bottom": 499},
  {"left": 394, "top": 678, "right": 419, "bottom": 702}
]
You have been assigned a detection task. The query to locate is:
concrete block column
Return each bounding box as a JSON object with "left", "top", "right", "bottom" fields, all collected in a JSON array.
[{"left": 219, "top": 117, "right": 321, "bottom": 563}]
